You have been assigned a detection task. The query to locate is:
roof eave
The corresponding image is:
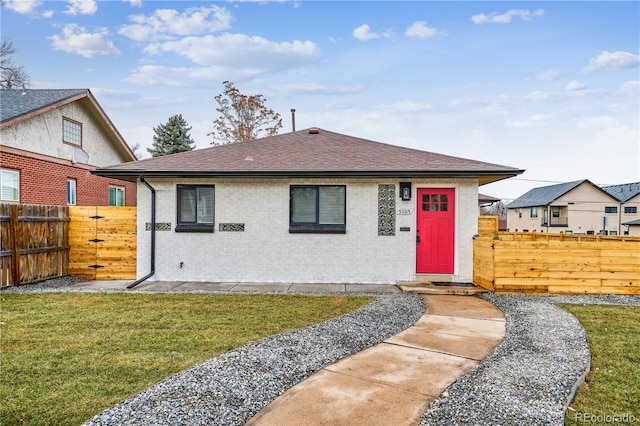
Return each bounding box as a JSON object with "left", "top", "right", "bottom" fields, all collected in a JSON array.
[{"left": 91, "top": 169, "right": 525, "bottom": 182}]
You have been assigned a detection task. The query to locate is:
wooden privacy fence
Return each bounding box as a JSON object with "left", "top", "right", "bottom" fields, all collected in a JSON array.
[
  {"left": 69, "top": 206, "right": 137, "bottom": 280},
  {"left": 0, "top": 204, "right": 70, "bottom": 287},
  {"left": 474, "top": 216, "right": 640, "bottom": 294}
]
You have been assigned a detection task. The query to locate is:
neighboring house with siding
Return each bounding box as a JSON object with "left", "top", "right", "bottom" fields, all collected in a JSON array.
[
  {"left": 93, "top": 128, "right": 523, "bottom": 285},
  {"left": 506, "top": 180, "right": 640, "bottom": 235},
  {"left": 0, "top": 88, "right": 137, "bottom": 206}
]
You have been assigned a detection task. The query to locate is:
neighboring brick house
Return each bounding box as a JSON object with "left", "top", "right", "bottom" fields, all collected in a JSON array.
[
  {"left": 506, "top": 180, "right": 640, "bottom": 235},
  {"left": 0, "top": 88, "right": 136, "bottom": 206},
  {"left": 94, "top": 128, "right": 523, "bottom": 285}
]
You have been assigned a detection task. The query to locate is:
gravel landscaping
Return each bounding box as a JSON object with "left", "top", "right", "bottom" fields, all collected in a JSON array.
[{"left": 5, "top": 278, "right": 639, "bottom": 425}]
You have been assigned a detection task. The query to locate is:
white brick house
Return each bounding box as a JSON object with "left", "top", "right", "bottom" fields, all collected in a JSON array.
[{"left": 94, "top": 128, "right": 523, "bottom": 285}]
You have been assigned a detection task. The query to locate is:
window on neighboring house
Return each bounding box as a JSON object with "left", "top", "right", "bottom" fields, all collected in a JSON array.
[
  {"left": 610, "top": 231, "right": 618, "bottom": 236},
  {"left": 530, "top": 207, "right": 538, "bottom": 218},
  {"left": 624, "top": 206, "right": 637, "bottom": 214},
  {"left": 63, "top": 117, "right": 82, "bottom": 146},
  {"left": 290, "top": 185, "right": 346, "bottom": 233},
  {"left": 176, "top": 185, "right": 214, "bottom": 232},
  {"left": 67, "top": 179, "right": 76, "bottom": 205},
  {"left": 552, "top": 207, "right": 561, "bottom": 218},
  {"left": 109, "top": 186, "right": 125, "bottom": 206},
  {"left": 1, "top": 169, "right": 19, "bottom": 202},
  {"left": 604, "top": 206, "right": 617, "bottom": 214},
  {"left": 517, "top": 208, "right": 522, "bottom": 218}
]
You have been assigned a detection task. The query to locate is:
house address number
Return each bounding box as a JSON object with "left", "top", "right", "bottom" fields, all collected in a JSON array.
[{"left": 397, "top": 208, "right": 413, "bottom": 215}]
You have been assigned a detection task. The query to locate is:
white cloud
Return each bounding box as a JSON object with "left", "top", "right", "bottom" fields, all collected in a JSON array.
[
  {"left": 582, "top": 50, "right": 640, "bottom": 73},
  {"left": 42, "top": 9, "right": 54, "bottom": 18},
  {"left": 471, "top": 9, "right": 545, "bottom": 24},
  {"left": 125, "top": 65, "right": 230, "bottom": 86},
  {"left": 147, "top": 33, "right": 320, "bottom": 69},
  {"left": 119, "top": 6, "right": 233, "bottom": 41},
  {"left": 2, "top": 0, "right": 41, "bottom": 14},
  {"left": 384, "top": 100, "right": 434, "bottom": 113},
  {"left": 271, "top": 83, "right": 364, "bottom": 96},
  {"left": 618, "top": 80, "right": 640, "bottom": 97},
  {"left": 49, "top": 24, "right": 121, "bottom": 58},
  {"left": 64, "top": 0, "right": 97, "bottom": 15},
  {"left": 535, "top": 68, "right": 562, "bottom": 81},
  {"left": 566, "top": 80, "right": 586, "bottom": 91},
  {"left": 127, "top": 0, "right": 142, "bottom": 7},
  {"left": 352, "top": 24, "right": 379, "bottom": 41},
  {"left": 405, "top": 21, "right": 443, "bottom": 38}
]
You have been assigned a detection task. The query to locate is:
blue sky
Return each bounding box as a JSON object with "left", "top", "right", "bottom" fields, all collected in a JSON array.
[{"left": 2, "top": 0, "right": 639, "bottom": 200}]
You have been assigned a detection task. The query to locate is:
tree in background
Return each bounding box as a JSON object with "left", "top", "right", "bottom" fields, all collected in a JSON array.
[
  {"left": 147, "top": 114, "right": 196, "bottom": 157},
  {"left": 209, "top": 80, "right": 283, "bottom": 145},
  {"left": 1, "top": 39, "right": 30, "bottom": 89}
]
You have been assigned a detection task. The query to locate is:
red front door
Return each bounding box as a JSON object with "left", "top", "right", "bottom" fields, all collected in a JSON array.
[{"left": 416, "top": 188, "right": 455, "bottom": 274}]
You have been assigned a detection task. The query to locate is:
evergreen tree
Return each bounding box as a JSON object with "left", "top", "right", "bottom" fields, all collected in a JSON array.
[{"left": 147, "top": 114, "right": 196, "bottom": 157}]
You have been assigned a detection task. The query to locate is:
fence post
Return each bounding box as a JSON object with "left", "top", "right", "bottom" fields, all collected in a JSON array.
[{"left": 9, "top": 205, "right": 20, "bottom": 286}]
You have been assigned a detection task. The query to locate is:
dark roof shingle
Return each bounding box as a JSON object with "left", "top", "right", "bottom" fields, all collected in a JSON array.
[
  {"left": 1, "top": 88, "right": 87, "bottom": 123},
  {"left": 94, "top": 128, "right": 523, "bottom": 183}
]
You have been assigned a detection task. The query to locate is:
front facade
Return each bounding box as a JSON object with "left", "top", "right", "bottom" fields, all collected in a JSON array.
[
  {"left": 0, "top": 88, "right": 137, "bottom": 206},
  {"left": 95, "top": 128, "right": 523, "bottom": 284},
  {"left": 507, "top": 180, "right": 640, "bottom": 235}
]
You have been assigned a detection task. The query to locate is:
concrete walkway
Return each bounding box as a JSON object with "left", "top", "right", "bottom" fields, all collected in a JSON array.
[
  {"left": 68, "top": 280, "right": 402, "bottom": 294},
  {"left": 246, "top": 294, "right": 506, "bottom": 426}
]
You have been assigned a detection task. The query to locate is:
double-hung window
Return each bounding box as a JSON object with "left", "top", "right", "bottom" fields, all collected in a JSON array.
[
  {"left": 530, "top": 207, "right": 538, "bottom": 218},
  {"left": 176, "top": 185, "right": 215, "bottom": 232},
  {"left": 1, "top": 169, "right": 19, "bottom": 202},
  {"left": 109, "top": 186, "right": 125, "bottom": 206},
  {"left": 290, "top": 185, "right": 346, "bottom": 233}
]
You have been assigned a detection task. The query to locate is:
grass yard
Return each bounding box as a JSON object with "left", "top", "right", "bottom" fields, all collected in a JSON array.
[
  {"left": 562, "top": 304, "right": 640, "bottom": 425},
  {"left": 0, "top": 292, "right": 371, "bottom": 425}
]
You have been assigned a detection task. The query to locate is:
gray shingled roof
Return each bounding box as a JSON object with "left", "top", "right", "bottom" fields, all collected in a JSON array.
[
  {"left": 603, "top": 182, "right": 640, "bottom": 202},
  {"left": 507, "top": 180, "right": 589, "bottom": 209},
  {"left": 622, "top": 218, "right": 640, "bottom": 226},
  {"left": 0, "top": 88, "right": 87, "bottom": 123},
  {"left": 93, "top": 128, "right": 524, "bottom": 183}
]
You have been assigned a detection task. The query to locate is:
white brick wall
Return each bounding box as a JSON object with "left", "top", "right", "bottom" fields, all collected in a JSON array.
[{"left": 136, "top": 177, "right": 478, "bottom": 283}]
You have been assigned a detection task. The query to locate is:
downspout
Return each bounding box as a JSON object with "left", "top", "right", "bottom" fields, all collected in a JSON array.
[{"left": 128, "top": 176, "right": 155, "bottom": 289}]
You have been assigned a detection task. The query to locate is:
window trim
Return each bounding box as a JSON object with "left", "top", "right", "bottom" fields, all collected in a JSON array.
[
  {"left": 67, "top": 179, "right": 77, "bottom": 205},
  {"left": 604, "top": 206, "right": 618, "bottom": 214},
  {"left": 530, "top": 207, "right": 538, "bottom": 218},
  {"left": 62, "top": 117, "right": 83, "bottom": 147},
  {"left": 0, "top": 168, "right": 20, "bottom": 202},
  {"left": 624, "top": 206, "right": 637, "bottom": 214},
  {"left": 175, "top": 184, "right": 215, "bottom": 233},
  {"left": 289, "top": 185, "right": 346, "bottom": 234}
]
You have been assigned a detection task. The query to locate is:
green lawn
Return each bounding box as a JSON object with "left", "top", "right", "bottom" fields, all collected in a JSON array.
[
  {"left": 562, "top": 304, "right": 640, "bottom": 425},
  {"left": 0, "top": 292, "right": 371, "bottom": 425}
]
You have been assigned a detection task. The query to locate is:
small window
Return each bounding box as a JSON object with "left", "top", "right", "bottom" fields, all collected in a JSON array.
[
  {"left": 604, "top": 206, "right": 617, "bottom": 214},
  {"left": 63, "top": 117, "right": 82, "bottom": 146},
  {"left": 109, "top": 186, "right": 125, "bottom": 206},
  {"left": 518, "top": 208, "right": 522, "bottom": 219},
  {"left": 290, "top": 185, "right": 346, "bottom": 233},
  {"left": 610, "top": 231, "right": 618, "bottom": 236},
  {"left": 552, "top": 207, "right": 561, "bottom": 218},
  {"left": 67, "top": 179, "right": 77, "bottom": 205},
  {"left": 1, "top": 169, "right": 19, "bottom": 202},
  {"left": 176, "top": 185, "right": 214, "bottom": 232},
  {"left": 624, "top": 206, "right": 637, "bottom": 214},
  {"left": 530, "top": 207, "right": 538, "bottom": 218}
]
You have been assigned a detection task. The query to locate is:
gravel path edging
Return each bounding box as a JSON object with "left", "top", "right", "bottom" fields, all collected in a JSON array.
[{"left": 82, "top": 292, "right": 426, "bottom": 426}]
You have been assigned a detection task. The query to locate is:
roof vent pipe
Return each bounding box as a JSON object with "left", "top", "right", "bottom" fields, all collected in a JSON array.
[
  {"left": 291, "top": 108, "right": 296, "bottom": 132},
  {"left": 128, "top": 175, "right": 155, "bottom": 289}
]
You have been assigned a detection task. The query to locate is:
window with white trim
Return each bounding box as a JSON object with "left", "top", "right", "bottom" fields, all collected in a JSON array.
[
  {"left": 109, "top": 186, "right": 125, "bottom": 206},
  {"left": 1, "top": 169, "right": 19, "bottom": 202},
  {"left": 530, "top": 207, "right": 538, "bottom": 218},
  {"left": 290, "top": 185, "right": 346, "bottom": 233},
  {"left": 176, "top": 185, "right": 215, "bottom": 232},
  {"left": 63, "top": 117, "right": 82, "bottom": 146},
  {"left": 67, "top": 179, "right": 77, "bottom": 205}
]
